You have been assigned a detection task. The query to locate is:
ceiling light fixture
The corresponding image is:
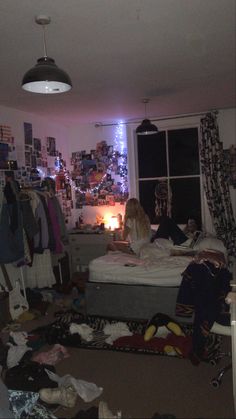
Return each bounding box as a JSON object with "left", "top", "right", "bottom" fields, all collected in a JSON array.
[
  {"left": 22, "top": 15, "right": 72, "bottom": 94},
  {"left": 136, "top": 98, "right": 158, "bottom": 135}
]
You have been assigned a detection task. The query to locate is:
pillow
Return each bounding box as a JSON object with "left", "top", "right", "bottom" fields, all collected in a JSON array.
[{"left": 195, "top": 236, "right": 227, "bottom": 257}]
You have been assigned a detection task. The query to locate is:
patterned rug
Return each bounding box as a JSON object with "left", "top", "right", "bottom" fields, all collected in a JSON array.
[{"left": 33, "top": 311, "right": 222, "bottom": 361}]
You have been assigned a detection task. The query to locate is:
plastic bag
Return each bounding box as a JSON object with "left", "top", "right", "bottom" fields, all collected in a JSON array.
[{"left": 45, "top": 369, "right": 103, "bottom": 402}]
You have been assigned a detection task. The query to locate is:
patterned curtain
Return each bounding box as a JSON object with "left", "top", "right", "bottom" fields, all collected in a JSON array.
[{"left": 200, "top": 112, "right": 236, "bottom": 257}]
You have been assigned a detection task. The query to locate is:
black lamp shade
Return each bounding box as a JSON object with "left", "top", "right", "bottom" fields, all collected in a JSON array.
[
  {"left": 22, "top": 56, "right": 72, "bottom": 94},
  {"left": 136, "top": 118, "right": 158, "bottom": 135}
]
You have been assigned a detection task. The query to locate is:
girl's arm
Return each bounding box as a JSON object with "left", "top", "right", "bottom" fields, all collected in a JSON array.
[{"left": 123, "top": 225, "right": 131, "bottom": 240}]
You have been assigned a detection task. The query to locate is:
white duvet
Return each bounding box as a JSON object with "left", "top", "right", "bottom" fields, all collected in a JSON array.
[
  {"left": 89, "top": 235, "right": 227, "bottom": 287},
  {"left": 89, "top": 243, "right": 193, "bottom": 286}
]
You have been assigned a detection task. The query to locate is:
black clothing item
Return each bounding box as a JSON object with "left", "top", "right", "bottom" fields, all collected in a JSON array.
[
  {"left": 32, "top": 318, "right": 82, "bottom": 347},
  {"left": 3, "top": 181, "right": 20, "bottom": 233},
  {"left": 0, "top": 338, "right": 8, "bottom": 368},
  {"left": 3, "top": 361, "right": 57, "bottom": 392},
  {"left": 73, "top": 407, "right": 98, "bottom": 419},
  {"left": 37, "top": 194, "right": 56, "bottom": 252},
  {"left": 151, "top": 216, "right": 188, "bottom": 245},
  {"left": 0, "top": 201, "right": 24, "bottom": 263},
  {"left": 176, "top": 261, "right": 232, "bottom": 360}
]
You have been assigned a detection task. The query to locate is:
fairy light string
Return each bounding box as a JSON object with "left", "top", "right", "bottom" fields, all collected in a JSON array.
[
  {"left": 56, "top": 122, "right": 128, "bottom": 196},
  {"left": 37, "top": 122, "right": 128, "bottom": 199}
]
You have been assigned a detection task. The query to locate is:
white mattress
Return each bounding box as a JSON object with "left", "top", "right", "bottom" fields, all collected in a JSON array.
[{"left": 89, "top": 251, "right": 193, "bottom": 286}]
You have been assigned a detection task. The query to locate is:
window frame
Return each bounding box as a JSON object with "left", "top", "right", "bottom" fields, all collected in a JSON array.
[{"left": 128, "top": 119, "right": 205, "bottom": 228}]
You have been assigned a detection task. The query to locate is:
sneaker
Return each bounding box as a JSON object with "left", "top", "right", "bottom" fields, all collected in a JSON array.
[
  {"left": 98, "top": 401, "right": 122, "bottom": 419},
  {"left": 39, "top": 385, "right": 77, "bottom": 408}
]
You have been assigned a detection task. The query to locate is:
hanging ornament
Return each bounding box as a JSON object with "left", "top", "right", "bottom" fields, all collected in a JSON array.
[{"left": 154, "top": 180, "right": 172, "bottom": 219}]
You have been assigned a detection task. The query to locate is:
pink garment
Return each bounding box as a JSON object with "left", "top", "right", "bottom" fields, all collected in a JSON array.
[
  {"left": 47, "top": 198, "right": 63, "bottom": 253},
  {"left": 32, "top": 344, "right": 70, "bottom": 365}
]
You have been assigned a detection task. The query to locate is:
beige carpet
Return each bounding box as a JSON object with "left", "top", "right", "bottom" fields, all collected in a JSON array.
[{"left": 1, "top": 302, "right": 235, "bottom": 419}]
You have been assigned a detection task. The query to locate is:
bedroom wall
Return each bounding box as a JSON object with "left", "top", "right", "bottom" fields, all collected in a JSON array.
[
  {"left": 0, "top": 105, "right": 128, "bottom": 229},
  {"left": 0, "top": 105, "right": 235, "bottom": 233},
  {"left": 0, "top": 105, "right": 70, "bottom": 168}
]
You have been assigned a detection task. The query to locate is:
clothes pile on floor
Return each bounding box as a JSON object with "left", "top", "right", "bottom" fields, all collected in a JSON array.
[
  {"left": 0, "top": 328, "right": 105, "bottom": 418},
  {"left": 0, "top": 283, "right": 182, "bottom": 419},
  {"left": 0, "top": 331, "right": 176, "bottom": 419}
]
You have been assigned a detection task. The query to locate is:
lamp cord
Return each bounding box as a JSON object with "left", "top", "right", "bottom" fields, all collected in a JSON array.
[
  {"left": 42, "top": 25, "right": 48, "bottom": 57},
  {"left": 143, "top": 98, "right": 149, "bottom": 119}
]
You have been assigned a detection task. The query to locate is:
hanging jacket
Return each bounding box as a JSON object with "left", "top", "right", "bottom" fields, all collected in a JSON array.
[{"left": 0, "top": 201, "right": 24, "bottom": 264}]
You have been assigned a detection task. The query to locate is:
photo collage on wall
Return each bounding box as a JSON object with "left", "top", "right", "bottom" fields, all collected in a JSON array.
[
  {"left": 24, "top": 125, "right": 73, "bottom": 221},
  {"left": 71, "top": 140, "right": 128, "bottom": 208},
  {"left": 0, "top": 124, "right": 19, "bottom": 188},
  {"left": 0, "top": 121, "right": 73, "bottom": 223},
  {"left": 24, "top": 123, "right": 48, "bottom": 172},
  {"left": 0, "top": 124, "right": 17, "bottom": 170}
]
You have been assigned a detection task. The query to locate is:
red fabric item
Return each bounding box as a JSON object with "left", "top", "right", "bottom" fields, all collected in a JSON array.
[{"left": 113, "top": 333, "right": 192, "bottom": 358}]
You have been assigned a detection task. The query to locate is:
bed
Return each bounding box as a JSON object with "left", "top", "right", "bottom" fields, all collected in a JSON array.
[
  {"left": 85, "top": 240, "right": 195, "bottom": 322},
  {"left": 85, "top": 236, "right": 228, "bottom": 322}
]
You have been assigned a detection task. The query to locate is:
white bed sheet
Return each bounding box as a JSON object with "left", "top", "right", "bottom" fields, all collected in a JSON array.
[{"left": 89, "top": 251, "right": 193, "bottom": 286}]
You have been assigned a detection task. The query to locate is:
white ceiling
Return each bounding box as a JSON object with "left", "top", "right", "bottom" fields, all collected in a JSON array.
[{"left": 0, "top": 0, "right": 235, "bottom": 125}]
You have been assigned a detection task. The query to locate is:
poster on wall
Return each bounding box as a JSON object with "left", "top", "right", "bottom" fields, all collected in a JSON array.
[
  {"left": 25, "top": 151, "right": 31, "bottom": 167},
  {"left": 0, "top": 125, "right": 13, "bottom": 144},
  {"left": 24, "top": 122, "right": 33, "bottom": 145},
  {"left": 47, "top": 137, "right": 57, "bottom": 156},
  {"left": 33, "top": 138, "right": 41, "bottom": 152}
]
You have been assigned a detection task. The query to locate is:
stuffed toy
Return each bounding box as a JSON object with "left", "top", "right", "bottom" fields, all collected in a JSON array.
[{"left": 144, "top": 312, "right": 188, "bottom": 357}]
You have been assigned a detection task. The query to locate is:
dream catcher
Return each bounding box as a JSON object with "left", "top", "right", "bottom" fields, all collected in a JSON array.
[{"left": 154, "top": 180, "right": 172, "bottom": 218}]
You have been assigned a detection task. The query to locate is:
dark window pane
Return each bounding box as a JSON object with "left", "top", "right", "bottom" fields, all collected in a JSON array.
[
  {"left": 139, "top": 180, "right": 158, "bottom": 224},
  {"left": 137, "top": 131, "right": 167, "bottom": 178},
  {"left": 168, "top": 128, "right": 199, "bottom": 176},
  {"left": 170, "top": 178, "right": 202, "bottom": 227}
]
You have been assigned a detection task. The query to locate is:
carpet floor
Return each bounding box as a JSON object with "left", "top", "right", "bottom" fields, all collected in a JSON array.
[
  {"left": 1, "top": 300, "right": 235, "bottom": 419},
  {"left": 30, "top": 310, "right": 221, "bottom": 362}
]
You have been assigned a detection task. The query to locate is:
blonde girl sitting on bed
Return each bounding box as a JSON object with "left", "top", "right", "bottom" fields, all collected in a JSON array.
[{"left": 108, "top": 198, "right": 151, "bottom": 256}]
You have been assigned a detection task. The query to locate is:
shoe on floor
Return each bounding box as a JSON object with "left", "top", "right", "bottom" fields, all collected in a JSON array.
[
  {"left": 39, "top": 385, "right": 77, "bottom": 408},
  {"left": 98, "top": 401, "right": 122, "bottom": 419}
]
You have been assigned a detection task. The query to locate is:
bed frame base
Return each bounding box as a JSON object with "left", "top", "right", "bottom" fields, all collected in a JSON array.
[{"left": 85, "top": 281, "right": 192, "bottom": 323}]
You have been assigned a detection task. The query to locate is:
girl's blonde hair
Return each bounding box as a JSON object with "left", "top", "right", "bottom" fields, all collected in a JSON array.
[{"left": 124, "top": 198, "right": 150, "bottom": 238}]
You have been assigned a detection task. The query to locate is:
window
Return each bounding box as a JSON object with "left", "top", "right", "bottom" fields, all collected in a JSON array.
[{"left": 137, "top": 127, "right": 202, "bottom": 227}]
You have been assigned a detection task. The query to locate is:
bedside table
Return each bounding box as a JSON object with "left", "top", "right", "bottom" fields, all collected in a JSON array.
[{"left": 69, "top": 231, "right": 112, "bottom": 274}]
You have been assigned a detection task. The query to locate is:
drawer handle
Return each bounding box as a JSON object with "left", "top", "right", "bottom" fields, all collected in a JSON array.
[{"left": 95, "top": 286, "right": 100, "bottom": 290}]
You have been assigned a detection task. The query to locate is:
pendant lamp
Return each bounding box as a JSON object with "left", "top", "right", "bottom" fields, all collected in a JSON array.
[
  {"left": 136, "top": 99, "right": 158, "bottom": 135},
  {"left": 22, "top": 15, "right": 72, "bottom": 94}
]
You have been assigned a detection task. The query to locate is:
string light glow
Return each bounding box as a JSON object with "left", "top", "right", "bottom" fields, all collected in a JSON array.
[{"left": 37, "top": 123, "right": 128, "bottom": 200}]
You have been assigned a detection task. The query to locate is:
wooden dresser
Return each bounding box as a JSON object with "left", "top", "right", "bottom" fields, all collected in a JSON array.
[{"left": 69, "top": 231, "right": 112, "bottom": 273}]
